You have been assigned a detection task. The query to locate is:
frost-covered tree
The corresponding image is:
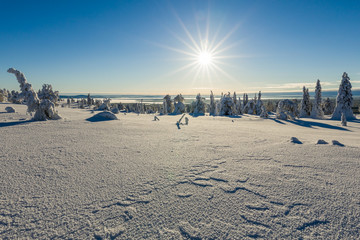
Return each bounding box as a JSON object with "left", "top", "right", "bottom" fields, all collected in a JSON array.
[
  {"left": 9, "top": 90, "right": 21, "bottom": 103},
  {"left": 243, "top": 99, "right": 255, "bottom": 114},
  {"left": 276, "top": 99, "right": 298, "bottom": 120},
  {"left": 219, "top": 92, "right": 234, "bottom": 116},
  {"left": 173, "top": 94, "right": 185, "bottom": 114},
  {"left": 255, "top": 91, "right": 263, "bottom": 115},
  {"left": 163, "top": 94, "right": 173, "bottom": 114},
  {"left": 243, "top": 93, "right": 248, "bottom": 107},
  {"left": 87, "top": 93, "right": 92, "bottom": 105},
  {"left": 299, "top": 86, "right": 311, "bottom": 118},
  {"left": 260, "top": 105, "right": 268, "bottom": 118},
  {"left": 98, "top": 98, "right": 111, "bottom": 111},
  {"left": 38, "top": 84, "right": 59, "bottom": 104},
  {"left": 331, "top": 72, "right": 356, "bottom": 120},
  {"left": 236, "top": 96, "right": 242, "bottom": 114},
  {"left": 209, "top": 91, "right": 216, "bottom": 116},
  {"left": 192, "top": 93, "right": 205, "bottom": 115},
  {"left": 7, "top": 68, "right": 61, "bottom": 121},
  {"left": 0, "top": 89, "right": 8, "bottom": 102},
  {"left": 310, "top": 79, "right": 324, "bottom": 119},
  {"left": 323, "top": 97, "right": 334, "bottom": 115}
]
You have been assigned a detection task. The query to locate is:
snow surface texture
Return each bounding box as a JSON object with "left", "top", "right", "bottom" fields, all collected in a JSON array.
[
  {"left": 331, "top": 72, "right": 356, "bottom": 120},
  {"left": 7, "top": 68, "right": 61, "bottom": 121},
  {"left": 0, "top": 103, "right": 359, "bottom": 239}
]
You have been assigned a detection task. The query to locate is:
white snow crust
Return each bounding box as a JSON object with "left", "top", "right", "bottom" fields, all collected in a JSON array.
[{"left": 0, "top": 103, "right": 359, "bottom": 239}]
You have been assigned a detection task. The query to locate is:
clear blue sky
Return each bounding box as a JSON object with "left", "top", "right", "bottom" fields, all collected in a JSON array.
[{"left": 1, "top": 0, "right": 359, "bottom": 94}]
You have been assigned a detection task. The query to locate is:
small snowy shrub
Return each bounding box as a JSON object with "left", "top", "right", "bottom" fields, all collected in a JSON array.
[{"left": 276, "top": 99, "right": 298, "bottom": 120}]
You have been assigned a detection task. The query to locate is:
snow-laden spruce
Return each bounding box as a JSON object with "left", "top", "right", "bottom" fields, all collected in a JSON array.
[
  {"left": 276, "top": 99, "right": 298, "bottom": 120},
  {"left": 0, "top": 89, "right": 8, "bottom": 102},
  {"left": 98, "top": 98, "right": 111, "bottom": 111},
  {"left": 7, "top": 68, "right": 61, "bottom": 121},
  {"left": 331, "top": 72, "right": 356, "bottom": 120},
  {"left": 209, "top": 91, "right": 216, "bottom": 116},
  {"left": 310, "top": 79, "right": 324, "bottom": 119},
  {"left": 38, "top": 84, "right": 59, "bottom": 104},
  {"left": 219, "top": 92, "right": 235, "bottom": 116},
  {"left": 192, "top": 93, "right": 205, "bottom": 115},
  {"left": 260, "top": 105, "right": 268, "bottom": 118},
  {"left": 300, "top": 86, "right": 311, "bottom": 118},
  {"left": 162, "top": 95, "right": 173, "bottom": 114},
  {"left": 173, "top": 94, "right": 185, "bottom": 114},
  {"left": 323, "top": 97, "right": 334, "bottom": 115},
  {"left": 255, "top": 91, "right": 263, "bottom": 115}
]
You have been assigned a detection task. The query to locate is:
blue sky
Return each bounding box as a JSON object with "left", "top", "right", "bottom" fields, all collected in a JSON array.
[{"left": 1, "top": 0, "right": 359, "bottom": 94}]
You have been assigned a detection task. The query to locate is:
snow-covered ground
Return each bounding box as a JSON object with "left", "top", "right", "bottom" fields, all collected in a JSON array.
[{"left": 1, "top": 103, "right": 359, "bottom": 239}]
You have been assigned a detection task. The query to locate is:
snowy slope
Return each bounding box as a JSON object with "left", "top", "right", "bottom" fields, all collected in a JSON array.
[{"left": 0, "top": 103, "right": 359, "bottom": 239}]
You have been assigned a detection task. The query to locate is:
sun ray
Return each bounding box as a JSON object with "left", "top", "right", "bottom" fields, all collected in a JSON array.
[
  {"left": 161, "top": 8, "right": 243, "bottom": 89},
  {"left": 174, "top": 13, "right": 202, "bottom": 53},
  {"left": 211, "top": 23, "right": 242, "bottom": 54}
]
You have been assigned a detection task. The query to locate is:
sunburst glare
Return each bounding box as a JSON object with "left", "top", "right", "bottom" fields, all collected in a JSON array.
[{"left": 156, "top": 9, "right": 244, "bottom": 90}]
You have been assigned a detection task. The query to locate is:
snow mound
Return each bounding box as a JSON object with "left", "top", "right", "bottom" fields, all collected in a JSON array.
[
  {"left": 111, "top": 107, "right": 120, "bottom": 114},
  {"left": 5, "top": 106, "right": 15, "bottom": 113},
  {"left": 290, "top": 137, "right": 302, "bottom": 144},
  {"left": 86, "top": 111, "right": 118, "bottom": 122},
  {"left": 332, "top": 140, "right": 345, "bottom": 147},
  {"left": 317, "top": 139, "right": 328, "bottom": 144}
]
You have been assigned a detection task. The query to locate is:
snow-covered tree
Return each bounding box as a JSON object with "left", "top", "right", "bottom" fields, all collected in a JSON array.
[
  {"left": 331, "top": 72, "right": 356, "bottom": 120},
  {"left": 255, "top": 91, "right": 263, "bottom": 115},
  {"left": 260, "top": 105, "right": 268, "bottom": 118},
  {"left": 243, "top": 99, "right": 255, "bottom": 114},
  {"left": 7, "top": 68, "right": 61, "bottom": 121},
  {"left": 163, "top": 94, "right": 173, "bottom": 114},
  {"left": 38, "top": 84, "right": 59, "bottom": 104},
  {"left": 209, "top": 91, "right": 216, "bottom": 116},
  {"left": 236, "top": 96, "right": 242, "bottom": 114},
  {"left": 219, "top": 92, "right": 234, "bottom": 116},
  {"left": 310, "top": 79, "right": 324, "bottom": 119},
  {"left": 299, "top": 86, "right": 311, "bottom": 118},
  {"left": 98, "top": 98, "right": 111, "bottom": 110},
  {"left": 0, "top": 89, "right": 8, "bottom": 102},
  {"left": 323, "top": 97, "right": 333, "bottom": 115},
  {"left": 173, "top": 94, "right": 185, "bottom": 114},
  {"left": 276, "top": 99, "right": 298, "bottom": 120},
  {"left": 192, "top": 93, "right": 205, "bottom": 115},
  {"left": 87, "top": 93, "right": 92, "bottom": 105},
  {"left": 243, "top": 93, "right": 248, "bottom": 107}
]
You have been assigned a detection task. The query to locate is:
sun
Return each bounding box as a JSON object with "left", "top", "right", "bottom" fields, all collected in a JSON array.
[
  {"left": 198, "top": 51, "right": 213, "bottom": 65},
  {"left": 157, "top": 9, "right": 243, "bottom": 88}
]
